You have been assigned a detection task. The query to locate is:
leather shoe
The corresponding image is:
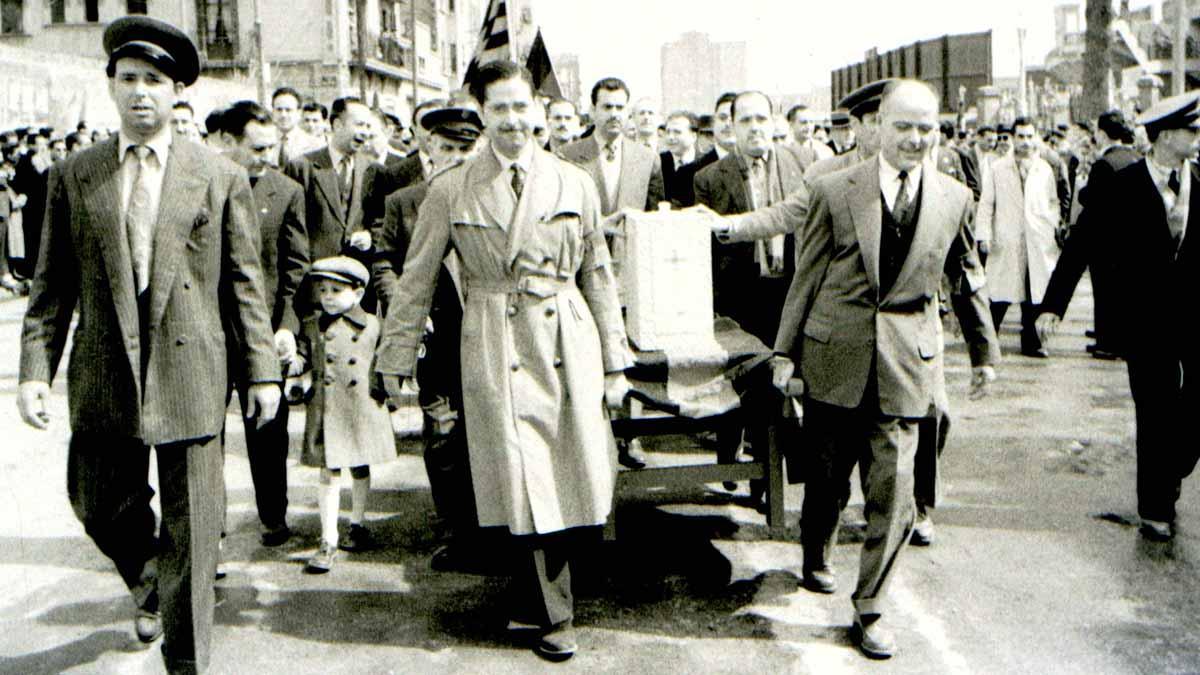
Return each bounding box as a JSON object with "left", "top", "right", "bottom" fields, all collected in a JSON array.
[
  {"left": 1021, "top": 347, "right": 1049, "bottom": 358},
  {"left": 911, "top": 510, "right": 935, "bottom": 546},
  {"left": 851, "top": 616, "right": 895, "bottom": 660},
  {"left": 802, "top": 566, "right": 837, "bottom": 594},
  {"left": 617, "top": 438, "right": 647, "bottom": 469},
  {"left": 1087, "top": 345, "right": 1120, "bottom": 360},
  {"left": 135, "top": 608, "right": 162, "bottom": 644},
  {"left": 261, "top": 525, "right": 292, "bottom": 547},
  {"left": 534, "top": 621, "right": 577, "bottom": 662},
  {"left": 1140, "top": 519, "right": 1174, "bottom": 542}
]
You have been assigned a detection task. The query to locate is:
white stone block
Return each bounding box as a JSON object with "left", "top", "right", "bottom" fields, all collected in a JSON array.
[{"left": 624, "top": 209, "right": 715, "bottom": 351}]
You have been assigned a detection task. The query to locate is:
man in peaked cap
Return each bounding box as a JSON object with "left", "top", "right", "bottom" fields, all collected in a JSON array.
[
  {"left": 374, "top": 104, "right": 482, "bottom": 572},
  {"left": 18, "top": 15, "right": 280, "bottom": 674},
  {"left": 804, "top": 79, "right": 892, "bottom": 182},
  {"left": 1040, "top": 90, "right": 1200, "bottom": 543},
  {"left": 828, "top": 109, "right": 856, "bottom": 155}
]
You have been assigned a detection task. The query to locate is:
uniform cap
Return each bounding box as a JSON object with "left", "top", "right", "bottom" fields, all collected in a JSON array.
[
  {"left": 830, "top": 109, "right": 851, "bottom": 128},
  {"left": 308, "top": 256, "right": 370, "bottom": 287},
  {"left": 1135, "top": 91, "right": 1200, "bottom": 135},
  {"left": 103, "top": 15, "right": 200, "bottom": 86},
  {"left": 837, "top": 79, "right": 894, "bottom": 120},
  {"left": 420, "top": 106, "right": 484, "bottom": 143}
]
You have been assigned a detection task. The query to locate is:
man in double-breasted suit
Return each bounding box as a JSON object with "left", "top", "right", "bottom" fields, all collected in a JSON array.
[
  {"left": 1040, "top": 93, "right": 1200, "bottom": 542},
  {"left": 283, "top": 97, "right": 375, "bottom": 317},
  {"left": 377, "top": 61, "right": 633, "bottom": 662},
  {"left": 17, "top": 17, "right": 280, "bottom": 674},
  {"left": 723, "top": 81, "right": 998, "bottom": 659},
  {"left": 223, "top": 99, "right": 308, "bottom": 546}
]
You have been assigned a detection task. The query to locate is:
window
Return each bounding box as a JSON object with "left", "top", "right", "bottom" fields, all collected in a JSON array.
[
  {"left": 47, "top": 0, "right": 64, "bottom": 22},
  {"left": 196, "top": 0, "right": 238, "bottom": 59},
  {"left": 1, "top": 0, "right": 22, "bottom": 33},
  {"left": 85, "top": 0, "right": 98, "bottom": 22},
  {"left": 429, "top": 15, "right": 437, "bottom": 50},
  {"left": 127, "top": 0, "right": 147, "bottom": 14}
]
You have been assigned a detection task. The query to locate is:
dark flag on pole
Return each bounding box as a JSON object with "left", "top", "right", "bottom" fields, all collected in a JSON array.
[
  {"left": 462, "top": 0, "right": 516, "bottom": 88},
  {"left": 524, "top": 29, "right": 562, "bottom": 99}
]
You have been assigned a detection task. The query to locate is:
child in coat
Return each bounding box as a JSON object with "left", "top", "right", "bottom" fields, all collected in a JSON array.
[{"left": 298, "top": 256, "right": 396, "bottom": 573}]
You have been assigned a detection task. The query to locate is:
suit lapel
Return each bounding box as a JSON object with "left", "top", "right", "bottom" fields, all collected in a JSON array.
[
  {"left": 348, "top": 159, "right": 367, "bottom": 229},
  {"left": 312, "top": 148, "right": 345, "bottom": 226},
  {"left": 472, "top": 151, "right": 517, "bottom": 230},
  {"left": 506, "top": 147, "right": 562, "bottom": 267},
  {"left": 147, "top": 141, "right": 209, "bottom": 329},
  {"left": 79, "top": 138, "right": 140, "bottom": 372},
  {"left": 582, "top": 137, "right": 611, "bottom": 214},
  {"left": 616, "top": 141, "right": 642, "bottom": 208},
  {"left": 720, "top": 156, "right": 752, "bottom": 212},
  {"left": 847, "top": 160, "right": 882, "bottom": 296},
  {"left": 888, "top": 161, "right": 946, "bottom": 299}
]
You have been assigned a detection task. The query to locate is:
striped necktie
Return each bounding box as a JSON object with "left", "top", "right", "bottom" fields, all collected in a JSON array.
[{"left": 126, "top": 144, "right": 154, "bottom": 294}]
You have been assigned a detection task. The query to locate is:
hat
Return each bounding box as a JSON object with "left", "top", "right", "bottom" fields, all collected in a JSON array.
[
  {"left": 103, "top": 15, "right": 200, "bottom": 86},
  {"left": 308, "top": 256, "right": 370, "bottom": 287},
  {"left": 420, "top": 106, "right": 483, "bottom": 143},
  {"left": 830, "top": 109, "right": 851, "bottom": 128},
  {"left": 837, "top": 79, "right": 894, "bottom": 120},
  {"left": 1136, "top": 91, "right": 1200, "bottom": 136},
  {"left": 697, "top": 114, "right": 715, "bottom": 134}
]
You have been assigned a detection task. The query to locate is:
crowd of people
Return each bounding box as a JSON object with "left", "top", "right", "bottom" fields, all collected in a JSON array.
[{"left": 6, "top": 13, "right": 1196, "bottom": 674}]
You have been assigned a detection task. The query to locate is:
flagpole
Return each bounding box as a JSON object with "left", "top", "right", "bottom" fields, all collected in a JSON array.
[
  {"left": 508, "top": 0, "right": 520, "bottom": 63},
  {"left": 411, "top": 0, "right": 418, "bottom": 110}
]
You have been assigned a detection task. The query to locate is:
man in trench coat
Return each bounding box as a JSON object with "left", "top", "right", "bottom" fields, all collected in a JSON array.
[{"left": 376, "top": 60, "right": 632, "bottom": 662}]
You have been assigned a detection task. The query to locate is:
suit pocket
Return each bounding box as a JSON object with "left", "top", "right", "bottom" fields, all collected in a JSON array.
[
  {"left": 917, "top": 332, "right": 942, "bottom": 360},
  {"left": 803, "top": 317, "right": 832, "bottom": 343}
]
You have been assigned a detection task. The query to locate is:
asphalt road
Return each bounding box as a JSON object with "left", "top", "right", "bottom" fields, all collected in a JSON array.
[{"left": 1, "top": 277, "right": 1198, "bottom": 675}]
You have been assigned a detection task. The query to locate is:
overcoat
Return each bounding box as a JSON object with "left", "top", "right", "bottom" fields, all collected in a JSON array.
[
  {"left": 300, "top": 306, "right": 396, "bottom": 469},
  {"left": 376, "top": 147, "right": 634, "bottom": 535},
  {"left": 976, "top": 154, "right": 1061, "bottom": 304}
]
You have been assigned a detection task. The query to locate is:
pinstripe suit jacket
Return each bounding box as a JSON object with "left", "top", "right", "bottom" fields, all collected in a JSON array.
[{"left": 19, "top": 137, "right": 279, "bottom": 445}]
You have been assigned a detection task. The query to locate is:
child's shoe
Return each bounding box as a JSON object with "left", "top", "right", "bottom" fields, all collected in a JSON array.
[
  {"left": 339, "top": 523, "right": 375, "bottom": 552},
  {"left": 304, "top": 542, "right": 338, "bottom": 574}
]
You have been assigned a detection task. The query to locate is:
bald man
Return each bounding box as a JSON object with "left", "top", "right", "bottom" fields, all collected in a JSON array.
[{"left": 713, "top": 80, "right": 998, "bottom": 659}]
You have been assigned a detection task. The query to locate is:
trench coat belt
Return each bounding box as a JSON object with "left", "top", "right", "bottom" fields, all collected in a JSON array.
[
  {"left": 878, "top": 296, "right": 932, "bottom": 314},
  {"left": 467, "top": 275, "right": 577, "bottom": 299}
]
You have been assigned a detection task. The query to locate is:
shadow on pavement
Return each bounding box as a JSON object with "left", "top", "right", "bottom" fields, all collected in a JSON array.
[{"left": 1, "top": 629, "right": 145, "bottom": 673}]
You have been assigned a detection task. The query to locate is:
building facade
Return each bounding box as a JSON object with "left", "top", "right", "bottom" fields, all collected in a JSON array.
[{"left": 660, "top": 31, "right": 746, "bottom": 114}]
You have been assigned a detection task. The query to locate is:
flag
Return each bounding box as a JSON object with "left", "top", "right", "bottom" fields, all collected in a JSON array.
[
  {"left": 525, "top": 29, "right": 562, "bottom": 99},
  {"left": 462, "top": 0, "right": 517, "bottom": 88}
]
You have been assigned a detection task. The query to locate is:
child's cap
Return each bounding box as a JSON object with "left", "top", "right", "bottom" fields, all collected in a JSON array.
[{"left": 308, "top": 256, "right": 369, "bottom": 288}]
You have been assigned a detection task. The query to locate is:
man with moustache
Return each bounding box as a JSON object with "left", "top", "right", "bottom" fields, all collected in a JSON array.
[
  {"left": 18, "top": 16, "right": 281, "bottom": 673},
  {"left": 546, "top": 97, "right": 580, "bottom": 152},
  {"left": 283, "top": 96, "right": 376, "bottom": 318},
  {"left": 223, "top": 99, "right": 307, "bottom": 546},
  {"left": 377, "top": 60, "right": 632, "bottom": 662},
  {"left": 1038, "top": 93, "right": 1199, "bottom": 542},
  {"left": 705, "top": 80, "right": 997, "bottom": 659}
]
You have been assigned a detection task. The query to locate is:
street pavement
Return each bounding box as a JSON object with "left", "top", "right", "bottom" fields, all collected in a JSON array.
[{"left": 2, "top": 277, "right": 1199, "bottom": 674}]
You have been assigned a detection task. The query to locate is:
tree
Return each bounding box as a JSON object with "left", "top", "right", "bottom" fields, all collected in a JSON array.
[{"left": 1081, "top": 0, "right": 1113, "bottom": 120}]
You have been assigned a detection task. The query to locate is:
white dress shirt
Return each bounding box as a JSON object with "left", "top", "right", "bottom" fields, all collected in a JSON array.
[
  {"left": 597, "top": 134, "right": 623, "bottom": 208},
  {"left": 879, "top": 154, "right": 922, "bottom": 212},
  {"left": 119, "top": 128, "right": 172, "bottom": 224}
]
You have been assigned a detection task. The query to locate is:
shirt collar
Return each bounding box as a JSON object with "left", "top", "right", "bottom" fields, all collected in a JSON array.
[
  {"left": 328, "top": 144, "right": 355, "bottom": 170},
  {"left": 1146, "top": 154, "right": 1178, "bottom": 183},
  {"left": 418, "top": 150, "right": 434, "bottom": 173},
  {"left": 736, "top": 148, "right": 771, "bottom": 171},
  {"left": 596, "top": 133, "right": 623, "bottom": 154},
  {"left": 119, "top": 127, "right": 172, "bottom": 165},
  {"left": 491, "top": 139, "right": 535, "bottom": 173},
  {"left": 879, "top": 153, "right": 922, "bottom": 186}
]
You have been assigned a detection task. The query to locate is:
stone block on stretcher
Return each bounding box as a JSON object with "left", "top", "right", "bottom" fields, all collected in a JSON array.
[{"left": 623, "top": 209, "right": 717, "bottom": 352}]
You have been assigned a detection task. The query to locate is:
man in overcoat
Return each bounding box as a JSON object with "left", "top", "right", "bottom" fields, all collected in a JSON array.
[
  {"left": 17, "top": 16, "right": 280, "bottom": 674},
  {"left": 376, "top": 60, "right": 632, "bottom": 662}
]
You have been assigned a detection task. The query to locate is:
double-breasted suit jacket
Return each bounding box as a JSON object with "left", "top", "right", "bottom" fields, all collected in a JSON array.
[
  {"left": 19, "top": 137, "right": 279, "bottom": 446},
  {"left": 976, "top": 154, "right": 1061, "bottom": 304},
  {"left": 283, "top": 146, "right": 370, "bottom": 313},
  {"left": 376, "top": 147, "right": 634, "bottom": 535},
  {"left": 742, "top": 158, "right": 996, "bottom": 418}
]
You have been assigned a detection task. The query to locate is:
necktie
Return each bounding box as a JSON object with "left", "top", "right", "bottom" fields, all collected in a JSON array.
[
  {"left": 749, "top": 157, "right": 766, "bottom": 208},
  {"left": 1168, "top": 170, "right": 1180, "bottom": 196},
  {"left": 604, "top": 143, "right": 616, "bottom": 162},
  {"left": 278, "top": 132, "right": 289, "bottom": 166},
  {"left": 510, "top": 163, "right": 525, "bottom": 199},
  {"left": 126, "top": 145, "right": 153, "bottom": 294},
  {"left": 893, "top": 170, "right": 912, "bottom": 221},
  {"left": 338, "top": 156, "right": 353, "bottom": 217}
]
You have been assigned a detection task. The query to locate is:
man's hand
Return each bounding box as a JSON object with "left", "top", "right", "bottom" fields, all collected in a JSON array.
[
  {"left": 602, "top": 210, "right": 627, "bottom": 238},
  {"left": 244, "top": 383, "right": 282, "bottom": 429},
  {"left": 685, "top": 203, "right": 731, "bottom": 238},
  {"left": 348, "top": 230, "right": 372, "bottom": 251},
  {"left": 968, "top": 365, "right": 996, "bottom": 401},
  {"left": 274, "top": 329, "right": 297, "bottom": 366},
  {"left": 770, "top": 355, "right": 796, "bottom": 392},
  {"left": 17, "top": 381, "right": 51, "bottom": 429},
  {"left": 382, "top": 374, "right": 407, "bottom": 409},
  {"left": 1034, "top": 312, "right": 1062, "bottom": 346},
  {"left": 604, "top": 372, "right": 631, "bottom": 411}
]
